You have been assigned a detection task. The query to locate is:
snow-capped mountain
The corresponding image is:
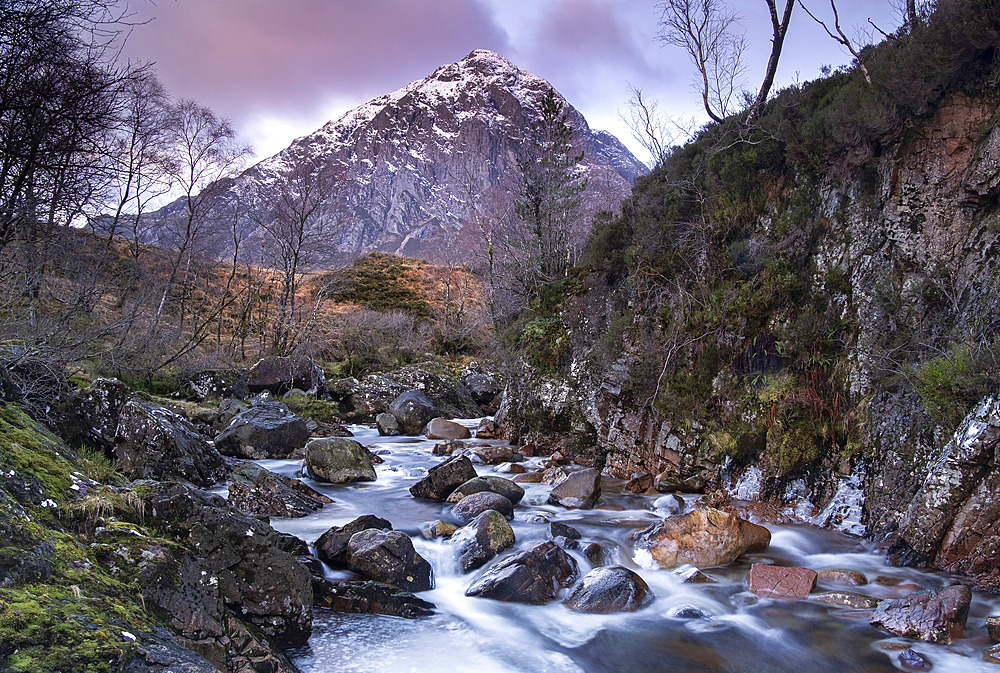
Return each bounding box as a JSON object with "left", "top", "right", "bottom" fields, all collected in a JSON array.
[{"left": 175, "top": 50, "right": 648, "bottom": 263}]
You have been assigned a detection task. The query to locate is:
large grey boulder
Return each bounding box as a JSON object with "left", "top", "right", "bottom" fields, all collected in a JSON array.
[
  {"left": 389, "top": 389, "right": 441, "bottom": 435},
  {"left": 249, "top": 356, "right": 326, "bottom": 396},
  {"left": 451, "top": 491, "right": 514, "bottom": 522},
  {"left": 465, "top": 541, "right": 578, "bottom": 604},
  {"left": 453, "top": 509, "right": 515, "bottom": 572},
  {"left": 346, "top": 529, "right": 434, "bottom": 592},
  {"left": 214, "top": 401, "right": 310, "bottom": 459},
  {"left": 564, "top": 566, "right": 655, "bottom": 614},
  {"left": 447, "top": 475, "right": 525, "bottom": 505},
  {"left": 409, "top": 454, "right": 478, "bottom": 500},
  {"left": 304, "top": 437, "right": 377, "bottom": 483},
  {"left": 314, "top": 515, "right": 393, "bottom": 567},
  {"left": 393, "top": 363, "right": 482, "bottom": 418},
  {"left": 114, "top": 399, "right": 226, "bottom": 487},
  {"left": 548, "top": 468, "right": 602, "bottom": 509}
]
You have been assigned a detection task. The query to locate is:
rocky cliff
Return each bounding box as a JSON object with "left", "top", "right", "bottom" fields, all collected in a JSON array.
[{"left": 495, "top": 6, "right": 1000, "bottom": 591}]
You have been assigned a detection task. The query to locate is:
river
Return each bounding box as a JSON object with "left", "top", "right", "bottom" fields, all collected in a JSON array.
[{"left": 250, "top": 419, "right": 1000, "bottom": 673}]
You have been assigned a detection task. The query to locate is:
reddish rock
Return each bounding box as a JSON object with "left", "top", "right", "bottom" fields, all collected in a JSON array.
[
  {"left": 739, "top": 520, "right": 772, "bottom": 553},
  {"left": 474, "top": 418, "right": 500, "bottom": 439},
  {"left": 746, "top": 564, "right": 817, "bottom": 599},
  {"left": 987, "top": 615, "right": 1000, "bottom": 640},
  {"left": 624, "top": 471, "right": 653, "bottom": 493},
  {"left": 426, "top": 417, "right": 472, "bottom": 440},
  {"left": 511, "top": 471, "right": 544, "bottom": 483},
  {"left": 633, "top": 508, "right": 762, "bottom": 569}
]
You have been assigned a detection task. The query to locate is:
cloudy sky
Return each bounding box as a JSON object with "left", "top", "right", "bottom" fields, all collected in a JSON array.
[{"left": 120, "top": 0, "right": 902, "bottom": 164}]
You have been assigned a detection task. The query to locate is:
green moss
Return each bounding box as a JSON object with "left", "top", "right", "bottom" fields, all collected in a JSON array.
[
  {"left": 331, "top": 252, "right": 433, "bottom": 317},
  {"left": 916, "top": 342, "right": 1000, "bottom": 430},
  {"left": 0, "top": 406, "right": 73, "bottom": 499},
  {"left": 282, "top": 396, "right": 342, "bottom": 424},
  {"left": 520, "top": 318, "right": 570, "bottom": 374}
]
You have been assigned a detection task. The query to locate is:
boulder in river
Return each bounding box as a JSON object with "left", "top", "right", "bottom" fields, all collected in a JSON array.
[
  {"left": 376, "top": 412, "right": 400, "bottom": 436},
  {"left": 215, "top": 401, "right": 310, "bottom": 459},
  {"left": 389, "top": 389, "right": 441, "bottom": 434},
  {"left": 746, "top": 564, "right": 817, "bottom": 599},
  {"left": 454, "top": 509, "right": 516, "bottom": 572},
  {"left": 451, "top": 491, "right": 514, "bottom": 522},
  {"left": 228, "top": 461, "right": 331, "bottom": 519},
  {"left": 457, "top": 443, "right": 519, "bottom": 465},
  {"left": 816, "top": 568, "right": 868, "bottom": 586},
  {"left": 548, "top": 467, "right": 602, "bottom": 509},
  {"left": 409, "top": 454, "right": 478, "bottom": 500},
  {"left": 315, "top": 579, "right": 435, "bottom": 618},
  {"left": 304, "top": 437, "right": 377, "bottom": 483},
  {"left": 564, "top": 566, "right": 655, "bottom": 614},
  {"left": 869, "top": 584, "right": 972, "bottom": 644},
  {"left": 346, "top": 529, "right": 434, "bottom": 592},
  {"left": 249, "top": 355, "right": 326, "bottom": 396},
  {"left": 446, "top": 475, "right": 525, "bottom": 505},
  {"left": 632, "top": 507, "right": 768, "bottom": 569},
  {"left": 315, "top": 515, "right": 393, "bottom": 567},
  {"left": 808, "top": 591, "right": 881, "bottom": 609},
  {"left": 426, "top": 417, "right": 472, "bottom": 440},
  {"left": 987, "top": 615, "right": 1000, "bottom": 640},
  {"left": 465, "top": 541, "right": 578, "bottom": 604},
  {"left": 474, "top": 417, "right": 501, "bottom": 439}
]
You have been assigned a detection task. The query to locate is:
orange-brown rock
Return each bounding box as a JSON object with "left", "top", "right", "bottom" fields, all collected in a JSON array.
[
  {"left": 632, "top": 507, "right": 767, "bottom": 569},
  {"left": 746, "top": 564, "right": 817, "bottom": 599}
]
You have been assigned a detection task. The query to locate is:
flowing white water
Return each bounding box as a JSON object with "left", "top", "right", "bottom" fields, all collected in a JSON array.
[{"left": 258, "top": 421, "right": 1000, "bottom": 673}]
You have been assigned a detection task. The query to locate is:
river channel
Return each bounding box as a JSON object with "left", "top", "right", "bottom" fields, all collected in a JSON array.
[{"left": 247, "top": 419, "right": 1000, "bottom": 673}]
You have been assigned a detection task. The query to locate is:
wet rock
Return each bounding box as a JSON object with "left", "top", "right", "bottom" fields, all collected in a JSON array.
[
  {"left": 114, "top": 399, "right": 226, "bottom": 487},
  {"left": 432, "top": 439, "right": 468, "bottom": 455},
  {"left": 741, "top": 519, "right": 772, "bottom": 553},
  {"left": 518, "top": 443, "right": 535, "bottom": 457},
  {"left": 314, "top": 515, "right": 393, "bottom": 566},
  {"left": 249, "top": 356, "right": 326, "bottom": 396},
  {"left": 454, "top": 509, "right": 516, "bottom": 572},
  {"left": 388, "top": 389, "right": 442, "bottom": 434},
  {"left": 817, "top": 568, "right": 869, "bottom": 586},
  {"left": 228, "top": 462, "right": 331, "bottom": 519},
  {"left": 217, "top": 398, "right": 248, "bottom": 426},
  {"left": 422, "top": 520, "right": 458, "bottom": 539},
  {"left": 625, "top": 471, "right": 653, "bottom": 493},
  {"left": 464, "top": 372, "right": 502, "bottom": 407},
  {"left": 542, "top": 465, "right": 570, "bottom": 485},
  {"left": 986, "top": 643, "right": 1000, "bottom": 664},
  {"left": 304, "top": 437, "right": 377, "bottom": 483},
  {"left": 457, "top": 443, "right": 520, "bottom": 465},
  {"left": 215, "top": 401, "right": 310, "bottom": 459},
  {"left": 549, "top": 522, "right": 582, "bottom": 540},
  {"left": 898, "top": 648, "right": 933, "bottom": 671},
  {"left": 409, "top": 454, "right": 479, "bottom": 500},
  {"left": 675, "top": 565, "right": 714, "bottom": 583},
  {"left": 654, "top": 470, "right": 706, "bottom": 494},
  {"left": 494, "top": 461, "right": 527, "bottom": 474},
  {"left": 746, "top": 564, "right": 817, "bottom": 598},
  {"left": 632, "top": 507, "right": 762, "bottom": 569},
  {"left": 511, "top": 471, "right": 544, "bottom": 484},
  {"left": 564, "top": 566, "right": 655, "bottom": 614},
  {"left": 583, "top": 542, "right": 607, "bottom": 567},
  {"left": 375, "top": 412, "right": 400, "bottom": 436},
  {"left": 668, "top": 605, "right": 708, "bottom": 619},
  {"left": 346, "top": 529, "right": 434, "bottom": 592},
  {"left": 653, "top": 494, "right": 685, "bottom": 516},
  {"left": 446, "top": 475, "right": 525, "bottom": 505},
  {"left": 548, "top": 468, "right": 602, "bottom": 509},
  {"left": 391, "top": 363, "right": 482, "bottom": 418},
  {"left": 869, "top": 584, "right": 972, "bottom": 644},
  {"left": 427, "top": 417, "right": 472, "bottom": 440},
  {"left": 316, "top": 579, "right": 435, "bottom": 618},
  {"left": 452, "top": 491, "right": 514, "bottom": 522},
  {"left": 140, "top": 481, "right": 313, "bottom": 649},
  {"left": 808, "top": 591, "right": 881, "bottom": 609},
  {"left": 475, "top": 417, "right": 501, "bottom": 439},
  {"left": 125, "top": 625, "right": 220, "bottom": 673},
  {"left": 986, "top": 615, "right": 1000, "bottom": 640},
  {"left": 465, "top": 541, "right": 578, "bottom": 604}
]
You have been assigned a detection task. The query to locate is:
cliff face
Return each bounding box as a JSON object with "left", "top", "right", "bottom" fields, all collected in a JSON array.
[{"left": 498, "top": 89, "right": 1000, "bottom": 588}]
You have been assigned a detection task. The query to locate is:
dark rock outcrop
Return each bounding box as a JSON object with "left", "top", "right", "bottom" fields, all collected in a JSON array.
[
  {"left": 465, "top": 541, "right": 579, "bottom": 604},
  {"left": 314, "top": 515, "right": 393, "bottom": 567},
  {"left": 214, "top": 401, "right": 310, "bottom": 459},
  {"left": 564, "top": 566, "right": 655, "bottom": 613},
  {"left": 453, "top": 509, "right": 516, "bottom": 572},
  {"left": 869, "top": 584, "right": 972, "bottom": 644},
  {"left": 303, "top": 437, "right": 377, "bottom": 483},
  {"left": 315, "top": 579, "right": 435, "bottom": 618},
  {"left": 409, "top": 454, "right": 478, "bottom": 500},
  {"left": 249, "top": 356, "right": 326, "bottom": 396},
  {"left": 227, "top": 461, "right": 331, "bottom": 519},
  {"left": 346, "top": 529, "right": 434, "bottom": 592},
  {"left": 389, "top": 389, "right": 441, "bottom": 435}
]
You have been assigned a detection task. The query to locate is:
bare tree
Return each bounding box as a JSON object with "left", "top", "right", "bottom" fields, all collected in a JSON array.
[
  {"left": 247, "top": 152, "right": 343, "bottom": 355},
  {"left": 798, "top": 1, "right": 872, "bottom": 84},
  {"left": 657, "top": 0, "right": 794, "bottom": 124},
  {"left": 620, "top": 84, "right": 698, "bottom": 168}
]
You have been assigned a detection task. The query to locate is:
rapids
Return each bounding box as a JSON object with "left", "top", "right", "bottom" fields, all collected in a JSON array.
[{"left": 251, "top": 420, "right": 1000, "bottom": 673}]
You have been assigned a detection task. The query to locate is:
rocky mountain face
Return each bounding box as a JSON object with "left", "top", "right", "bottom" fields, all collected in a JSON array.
[
  {"left": 496, "top": 89, "right": 1000, "bottom": 589},
  {"left": 179, "top": 50, "right": 647, "bottom": 264}
]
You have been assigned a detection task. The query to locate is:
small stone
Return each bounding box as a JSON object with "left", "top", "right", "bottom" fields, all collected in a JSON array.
[
  {"left": 453, "top": 509, "right": 515, "bottom": 572},
  {"left": 422, "top": 520, "right": 457, "bottom": 539},
  {"left": 653, "top": 494, "right": 685, "bottom": 515},
  {"left": 668, "top": 605, "right": 707, "bottom": 619},
  {"left": 583, "top": 542, "right": 606, "bottom": 567},
  {"left": 549, "top": 522, "right": 582, "bottom": 540},
  {"left": 432, "top": 439, "right": 468, "bottom": 455},
  {"left": 985, "top": 643, "right": 1000, "bottom": 664},
  {"left": 809, "top": 591, "right": 881, "bottom": 609},
  {"left": 985, "top": 615, "right": 1000, "bottom": 640},
  {"left": 494, "top": 462, "right": 527, "bottom": 474},
  {"left": 511, "top": 471, "right": 544, "bottom": 484},
  {"left": 817, "top": 568, "right": 869, "bottom": 586},
  {"left": 898, "top": 648, "right": 933, "bottom": 671},
  {"left": 375, "top": 413, "right": 400, "bottom": 436},
  {"left": 518, "top": 443, "right": 535, "bottom": 457},
  {"left": 675, "top": 565, "right": 714, "bottom": 583},
  {"left": 746, "top": 564, "right": 817, "bottom": 599},
  {"left": 446, "top": 475, "right": 525, "bottom": 505},
  {"left": 542, "top": 466, "right": 570, "bottom": 485},
  {"left": 409, "top": 454, "right": 478, "bottom": 500}
]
